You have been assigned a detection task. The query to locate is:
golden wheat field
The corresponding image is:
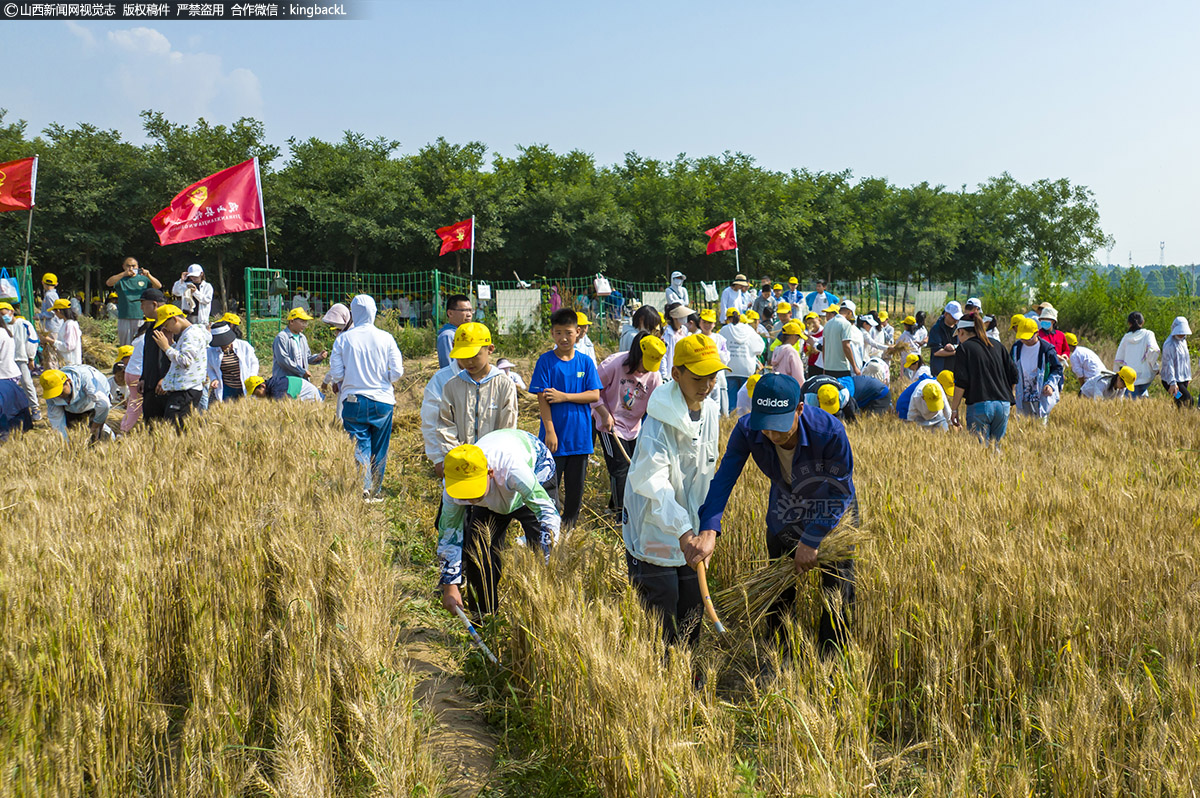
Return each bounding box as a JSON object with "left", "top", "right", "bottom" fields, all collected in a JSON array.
[{"left": 6, "top": 366, "right": 1200, "bottom": 797}]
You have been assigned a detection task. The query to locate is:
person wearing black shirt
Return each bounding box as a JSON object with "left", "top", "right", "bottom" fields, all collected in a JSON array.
[
  {"left": 950, "top": 315, "right": 1018, "bottom": 444},
  {"left": 928, "top": 301, "right": 963, "bottom": 377},
  {"left": 137, "top": 288, "right": 171, "bottom": 422}
]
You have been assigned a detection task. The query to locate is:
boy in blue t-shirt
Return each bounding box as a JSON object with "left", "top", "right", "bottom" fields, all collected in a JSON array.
[{"left": 529, "top": 308, "right": 603, "bottom": 531}]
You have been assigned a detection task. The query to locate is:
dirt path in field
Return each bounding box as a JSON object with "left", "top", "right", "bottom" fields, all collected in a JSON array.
[{"left": 401, "top": 629, "right": 499, "bottom": 797}]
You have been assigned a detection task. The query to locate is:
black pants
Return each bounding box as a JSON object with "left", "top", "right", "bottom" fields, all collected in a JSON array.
[
  {"left": 765, "top": 518, "right": 857, "bottom": 657},
  {"left": 163, "top": 389, "right": 202, "bottom": 429},
  {"left": 824, "top": 368, "right": 851, "bottom": 379},
  {"left": 142, "top": 387, "right": 167, "bottom": 421},
  {"left": 597, "top": 431, "right": 636, "bottom": 511},
  {"left": 808, "top": 365, "right": 824, "bottom": 376},
  {"left": 626, "top": 552, "right": 703, "bottom": 649},
  {"left": 464, "top": 497, "right": 553, "bottom": 615},
  {"left": 1162, "top": 379, "right": 1194, "bottom": 408},
  {"left": 553, "top": 453, "right": 588, "bottom": 529}
]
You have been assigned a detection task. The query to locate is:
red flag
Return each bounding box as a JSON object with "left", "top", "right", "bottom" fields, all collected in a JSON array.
[
  {"left": 152, "top": 158, "right": 265, "bottom": 246},
  {"left": 0, "top": 156, "right": 36, "bottom": 212},
  {"left": 704, "top": 220, "right": 737, "bottom": 254},
  {"left": 436, "top": 218, "right": 473, "bottom": 256}
]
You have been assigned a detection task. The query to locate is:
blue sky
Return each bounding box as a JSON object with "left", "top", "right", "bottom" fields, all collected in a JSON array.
[{"left": 3, "top": 0, "right": 1199, "bottom": 265}]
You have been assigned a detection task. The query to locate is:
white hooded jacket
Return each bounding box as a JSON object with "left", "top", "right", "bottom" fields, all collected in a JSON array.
[
  {"left": 622, "top": 380, "right": 720, "bottom": 568},
  {"left": 327, "top": 295, "right": 404, "bottom": 405},
  {"left": 719, "top": 322, "right": 765, "bottom": 378}
]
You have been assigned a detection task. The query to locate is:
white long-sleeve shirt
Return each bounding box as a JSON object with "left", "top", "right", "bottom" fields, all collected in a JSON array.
[
  {"left": 206, "top": 339, "right": 260, "bottom": 400},
  {"left": 326, "top": 295, "right": 404, "bottom": 405},
  {"left": 172, "top": 279, "right": 214, "bottom": 325},
  {"left": 421, "top": 363, "right": 462, "bottom": 463},
  {"left": 56, "top": 320, "right": 82, "bottom": 365}
]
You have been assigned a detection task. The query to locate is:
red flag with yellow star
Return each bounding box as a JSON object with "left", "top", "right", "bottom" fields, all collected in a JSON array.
[
  {"left": 704, "top": 220, "right": 737, "bottom": 254},
  {"left": 436, "top": 218, "right": 474, "bottom": 256},
  {"left": 151, "top": 158, "right": 265, "bottom": 246},
  {"left": 0, "top": 156, "right": 37, "bottom": 212}
]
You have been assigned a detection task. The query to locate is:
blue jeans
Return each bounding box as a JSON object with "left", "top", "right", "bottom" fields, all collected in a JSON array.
[
  {"left": 965, "top": 400, "right": 1010, "bottom": 443},
  {"left": 726, "top": 375, "right": 748, "bottom": 403},
  {"left": 341, "top": 395, "right": 394, "bottom": 494},
  {"left": 1130, "top": 383, "right": 1150, "bottom": 399}
]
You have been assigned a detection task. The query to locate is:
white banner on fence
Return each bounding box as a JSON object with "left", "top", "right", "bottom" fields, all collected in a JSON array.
[
  {"left": 496, "top": 288, "right": 541, "bottom": 334},
  {"left": 640, "top": 291, "right": 667, "bottom": 312},
  {"left": 915, "top": 290, "right": 948, "bottom": 319}
]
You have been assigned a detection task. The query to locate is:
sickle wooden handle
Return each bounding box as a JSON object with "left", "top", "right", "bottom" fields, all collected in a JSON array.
[{"left": 695, "top": 560, "right": 726, "bottom": 634}]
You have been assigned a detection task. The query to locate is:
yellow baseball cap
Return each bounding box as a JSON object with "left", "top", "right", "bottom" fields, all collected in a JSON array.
[
  {"left": 904, "top": 353, "right": 920, "bottom": 368},
  {"left": 1063, "top": 332, "right": 1078, "bottom": 347},
  {"left": 1010, "top": 314, "right": 1024, "bottom": 330},
  {"left": 672, "top": 333, "right": 730, "bottom": 376},
  {"left": 788, "top": 276, "right": 798, "bottom": 284},
  {"left": 699, "top": 308, "right": 717, "bottom": 323},
  {"left": 154, "top": 304, "right": 184, "bottom": 328},
  {"left": 449, "top": 322, "right": 493, "bottom": 359},
  {"left": 51, "top": 298, "right": 70, "bottom": 310},
  {"left": 936, "top": 370, "right": 955, "bottom": 398},
  {"left": 824, "top": 304, "right": 839, "bottom": 313},
  {"left": 1118, "top": 366, "right": 1136, "bottom": 392},
  {"left": 878, "top": 311, "right": 889, "bottom": 322},
  {"left": 1015, "top": 316, "right": 1038, "bottom": 341},
  {"left": 745, "top": 310, "right": 759, "bottom": 321},
  {"left": 108, "top": 292, "right": 118, "bottom": 299},
  {"left": 816, "top": 383, "right": 841, "bottom": 414},
  {"left": 244, "top": 376, "right": 266, "bottom": 394},
  {"left": 776, "top": 302, "right": 792, "bottom": 315},
  {"left": 746, "top": 373, "right": 762, "bottom": 399},
  {"left": 219, "top": 312, "right": 242, "bottom": 326},
  {"left": 726, "top": 307, "right": 739, "bottom": 318},
  {"left": 781, "top": 321, "right": 807, "bottom": 339},
  {"left": 287, "top": 307, "right": 314, "bottom": 321},
  {"left": 804, "top": 311, "right": 819, "bottom": 321},
  {"left": 639, "top": 334, "right": 667, "bottom": 372},
  {"left": 444, "top": 443, "right": 489, "bottom": 500},
  {"left": 772, "top": 283, "right": 782, "bottom": 290},
  {"left": 0, "top": 302, "right": 12, "bottom": 312},
  {"left": 41, "top": 369, "right": 68, "bottom": 399},
  {"left": 576, "top": 311, "right": 591, "bottom": 327},
  {"left": 922, "top": 381, "right": 944, "bottom": 413},
  {"left": 42, "top": 273, "right": 58, "bottom": 285},
  {"left": 116, "top": 345, "right": 134, "bottom": 359},
  {"left": 902, "top": 315, "right": 916, "bottom": 325}
]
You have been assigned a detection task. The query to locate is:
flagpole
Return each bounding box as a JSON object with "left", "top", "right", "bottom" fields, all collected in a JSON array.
[
  {"left": 253, "top": 156, "right": 270, "bottom": 271},
  {"left": 733, "top": 217, "right": 740, "bottom": 274},
  {"left": 21, "top": 156, "right": 37, "bottom": 322},
  {"left": 469, "top": 214, "right": 475, "bottom": 295}
]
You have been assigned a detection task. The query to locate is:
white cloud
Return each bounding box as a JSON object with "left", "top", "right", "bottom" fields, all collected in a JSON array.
[
  {"left": 82, "top": 26, "right": 263, "bottom": 125},
  {"left": 64, "top": 21, "right": 95, "bottom": 49}
]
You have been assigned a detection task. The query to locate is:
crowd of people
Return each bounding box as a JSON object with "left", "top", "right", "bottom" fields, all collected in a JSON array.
[{"left": 2, "top": 262, "right": 1196, "bottom": 677}]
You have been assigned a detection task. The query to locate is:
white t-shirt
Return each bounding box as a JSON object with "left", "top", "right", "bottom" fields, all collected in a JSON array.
[{"left": 1019, "top": 342, "right": 1041, "bottom": 405}]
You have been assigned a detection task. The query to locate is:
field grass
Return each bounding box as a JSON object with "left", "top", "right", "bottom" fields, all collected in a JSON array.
[
  {"left": 10, "top": 319, "right": 1200, "bottom": 797},
  {"left": 0, "top": 399, "right": 443, "bottom": 797}
]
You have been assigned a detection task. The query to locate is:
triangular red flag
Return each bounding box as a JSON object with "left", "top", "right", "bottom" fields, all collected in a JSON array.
[{"left": 704, "top": 220, "right": 737, "bottom": 254}]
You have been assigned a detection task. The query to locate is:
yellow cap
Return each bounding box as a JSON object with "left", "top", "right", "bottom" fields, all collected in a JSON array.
[
  {"left": 154, "top": 303, "right": 184, "bottom": 328},
  {"left": 116, "top": 345, "right": 134, "bottom": 359},
  {"left": 0, "top": 302, "right": 12, "bottom": 312},
  {"left": 1015, "top": 316, "right": 1038, "bottom": 341},
  {"left": 672, "top": 333, "right": 730, "bottom": 376},
  {"left": 936, "top": 370, "right": 955, "bottom": 398},
  {"left": 52, "top": 298, "right": 71, "bottom": 310},
  {"left": 922, "top": 381, "right": 945, "bottom": 413},
  {"left": 1118, "top": 366, "right": 1136, "bottom": 392},
  {"left": 699, "top": 308, "right": 717, "bottom": 323},
  {"left": 444, "top": 443, "right": 489, "bottom": 500},
  {"left": 449, "top": 322, "right": 493, "bottom": 359},
  {"left": 902, "top": 315, "right": 916, "bottom": 325},
  {"left": 745, "top": 309, "right": 759, "bottom": 321},
  {"left": 788, "top": 276, "right": 798, "bottom": 284},
  {"left": 639, "top": 334, "right": 667, "bottom": 372},
  {"left": 816, "top": 383, "right": 841, "bottom": 414},
  {"left": 725, "top": 307, "right": 739, "bottom": 318},
  {"left": 878, "top": 311, "right": 889, "bottom": 321},
  {"left": 804, "top": 311, "right": 819, "bottom": 321},
  {"left": 108, "top": 292, "right": 118, "bottom": 299},
  {"left": 1010, "top": 314, "right": 1025, "bottom": 330},
  {"left": 904, "top": 353, "right": 920, "bottom": 368},
  {"left": 781, "top": 321, "right": 807, "bottom": 339},
  {"left": 772, "top": 283, "right": 782, "bottom": 290},
  {"left": 40, "top": 369, "right": 68, "bottom": 399},
  {"left": 1064, "top": 332, "right": 1078, "bottom": 347},
  {"left": 244, "top": 376, "right": 266, "bottom": 394},
  {"left": 776, "top": 302, "right": 791, "bottom": 315},
  {"left": 42, "top": 273, "right": 58, "bottom": 285},
  {"left": 287, "top": 307, "right": 314, "bottom": 321},
  {"left": 575, "top": 311, "right": 591, "bottom": 327},
  {"left": 824, "top": 304, "right": 839, "bottom": 313},
  {"left": 746, "top": 373, "right": 762, "bottom": 399},
  {"left": 219, "top": 312, "right": 242, "bottom": 326}
]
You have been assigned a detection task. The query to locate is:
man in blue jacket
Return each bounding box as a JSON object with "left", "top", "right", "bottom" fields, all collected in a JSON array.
[{"left": 698, "top": 373, "right": 856, "bottom": 661}]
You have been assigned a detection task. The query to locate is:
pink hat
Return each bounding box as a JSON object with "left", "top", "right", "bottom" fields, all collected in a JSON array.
[{"left": 322, "top": 302, "right": 351, "bottom": 328}]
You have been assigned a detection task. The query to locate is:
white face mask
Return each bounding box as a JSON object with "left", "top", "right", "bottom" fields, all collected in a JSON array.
[{"left": 672, "top": 277, "right": 683, "bottom": 287}]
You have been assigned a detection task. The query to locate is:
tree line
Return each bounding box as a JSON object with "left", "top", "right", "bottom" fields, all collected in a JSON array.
[{"left": 0, "top": 108, "right": 1111, "bottom": 304}]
